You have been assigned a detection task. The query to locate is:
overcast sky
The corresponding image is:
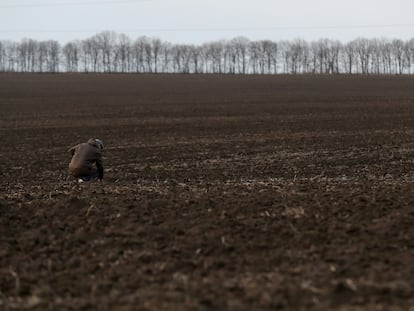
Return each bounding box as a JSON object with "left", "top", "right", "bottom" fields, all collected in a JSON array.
[{"left": 1, "top": 0, "right": 413, "bottom": 44}]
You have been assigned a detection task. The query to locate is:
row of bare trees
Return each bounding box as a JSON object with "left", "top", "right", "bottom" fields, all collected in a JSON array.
[{"left": 1, "top": 31, "right": 414, "bottom": 74}]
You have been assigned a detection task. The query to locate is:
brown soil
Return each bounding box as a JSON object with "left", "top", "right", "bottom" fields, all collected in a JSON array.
[{"left": 1, "top": 73, "right": 414, "bottom": 310}]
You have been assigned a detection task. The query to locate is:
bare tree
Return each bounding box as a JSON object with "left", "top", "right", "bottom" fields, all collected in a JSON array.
[
  {"left": 47, "top": 40, "right": 60, "bottom": 72},
  {"left": 171, "top": 44, "right": 192, "bottom": 73},
  {"left": 249, "top": 41, "right": 261, "bottom": 74},
  {"left": 353, "top": 38, "right": 374, "bottom": 74},
  {"left": 204, "top": 41, "right": 226, "bottom": 74},
  {"left": 2, "top": 33, "right": 414, "bottom": 75},
  {"left": 287, "top": 39, "right": 306, "bottom": 74},
  {"left": 95, "top": 31, "right": 117, "bottom": 72},
  {"left": 17, "top": 38, "right": 38, "bottom": 72},
  {"left": 0, "top": 41, "right": 6, "bottom": 71},
  {"left": 369, "top": 39, "right": 382, "bottom": 74},
  {"left": 143, "top": 37, "right": 153, "bottom": 73},
  {"left": 62, "top": 41, "right": 80, "bottom": 72},
  {"left": 406, "top": 38, "right": 414, "bottom": 74},
  {"left": 327, "top": 40, "right": 342, "bottom": 74},
  {"left": 190, "top": 45, "right": 203, "bottom": 74},
  {"left": 391, "top": 39, "right": 406, "bottom": 74},
  {"left": 80, "top": 38, "right": 93, "bottom": 72},
  {"left": 343, "top": 41, "right": 356, "bottom": 74},
  {"left": 37, "top": 41, "right": 49, "bottom": 72},
  {"left": 231, "top": 37, "right": 250, "bottom": 74},
  {"left": 151, "top": 38, "right": 162, "bottom": 73},
  {"left": 0, "top": 40, "right": 18, "bottom": 72},
  {"left": 132, "top": 37, "right": 148, "bottom": 73},
  {"left": 160, "top": 41, "right": 172, "bottom": 73}
]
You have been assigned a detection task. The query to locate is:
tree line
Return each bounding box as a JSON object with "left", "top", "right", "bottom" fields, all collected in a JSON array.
[{"left": 1, "top": 31, "right": 414, "bottom": 74}]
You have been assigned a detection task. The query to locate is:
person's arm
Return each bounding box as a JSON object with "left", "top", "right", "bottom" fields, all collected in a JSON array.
[{"left": 96, "top": 157, "right": 104, "bottom": 180}]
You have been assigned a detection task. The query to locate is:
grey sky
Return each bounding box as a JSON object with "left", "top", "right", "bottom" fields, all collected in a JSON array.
[{"left": 1, "top": 0, "right": 413, "bottom": 44}]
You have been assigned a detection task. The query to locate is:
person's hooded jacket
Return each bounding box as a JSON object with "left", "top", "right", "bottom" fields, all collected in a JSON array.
[{"left": 68, "top": 138, "right": 104, "bottom": 179}]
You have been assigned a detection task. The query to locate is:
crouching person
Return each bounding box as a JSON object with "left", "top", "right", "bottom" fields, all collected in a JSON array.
[{"left": 68, "top": 138, "right": 104, "bottom": 182}]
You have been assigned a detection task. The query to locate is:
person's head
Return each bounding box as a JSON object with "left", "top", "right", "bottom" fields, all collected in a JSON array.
[
  {"left": 88, "top": 138, "right": 104, "bottom": 150},
  {"left": 94, "top": 138, "right": 104, "bottom": 150}
]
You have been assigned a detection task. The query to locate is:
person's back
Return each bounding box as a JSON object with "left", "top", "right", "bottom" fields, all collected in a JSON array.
[{"left": 68, "top": 138, "right": 104, "bottom": 181}]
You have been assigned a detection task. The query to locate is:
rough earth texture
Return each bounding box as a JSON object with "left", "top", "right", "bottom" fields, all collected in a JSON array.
[{"left": 1, "top": 74, "right": 414, "bottom": 310}]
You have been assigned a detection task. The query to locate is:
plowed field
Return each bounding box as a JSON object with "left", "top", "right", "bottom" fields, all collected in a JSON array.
[{"left": 1, "top": 74, "right": 414, "bottom": 310}]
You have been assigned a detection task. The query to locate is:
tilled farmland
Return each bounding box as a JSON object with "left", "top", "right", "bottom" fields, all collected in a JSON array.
[{"left": 1, "top": 74, "right": 414, "bottom": 310}]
